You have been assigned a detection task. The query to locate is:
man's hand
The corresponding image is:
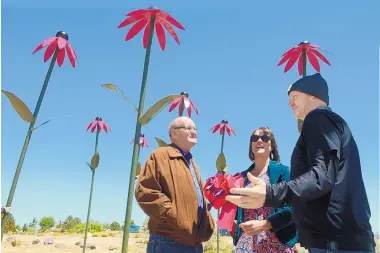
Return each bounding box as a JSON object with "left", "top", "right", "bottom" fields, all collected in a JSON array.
[
  {"left": 225, "top": 172, "right": 267, "bottom": 209},
  {"left": 239, "top": 220, "right": 271, "bottom": 235}
]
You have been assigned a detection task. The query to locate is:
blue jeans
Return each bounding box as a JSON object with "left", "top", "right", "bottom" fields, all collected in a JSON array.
[
  {"left": 309, "top": 249, "right": 374, "bottom": 253},
  {"left": 147, "top": 234, "right": 203, "bottom": 253}
]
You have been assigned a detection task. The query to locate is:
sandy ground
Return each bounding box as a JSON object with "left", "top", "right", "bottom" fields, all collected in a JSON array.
[
  {"left": 2, "top": 232, "right": 379, "bottom": 253},
  {"left": 1, "top": 232, "right": 148, "bottom": 253}
]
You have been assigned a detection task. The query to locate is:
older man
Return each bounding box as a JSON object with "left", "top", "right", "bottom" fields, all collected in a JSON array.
[
  {"left": 227, "top": 73, "right": 376, "bottom": 252},
  {"left": 135, "top": 116, "right": 214, "bottom": 253}
]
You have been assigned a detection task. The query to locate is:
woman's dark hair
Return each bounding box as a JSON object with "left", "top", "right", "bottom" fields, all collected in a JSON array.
[{"left": 248, "top": 126, "right": 280, "bottom": 162}]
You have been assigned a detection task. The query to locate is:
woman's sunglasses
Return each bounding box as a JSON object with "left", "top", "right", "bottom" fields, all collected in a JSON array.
[{"left": 250, "top": 134, "right": 270, "bottom": 143}]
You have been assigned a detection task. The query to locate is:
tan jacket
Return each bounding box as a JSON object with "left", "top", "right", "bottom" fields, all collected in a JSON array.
[{"left": 135, "top": 144, "right": 215, "bottom": 246}]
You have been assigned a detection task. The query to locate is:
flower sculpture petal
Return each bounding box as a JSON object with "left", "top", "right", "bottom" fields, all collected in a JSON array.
[
  {"left": 204, "top": 173, "right": 244, "bottom": 231},
  {"left": 168, "top": 92, "right": 198, "bottom": 117},
  {"left": 118, "top": 7, "right": 185, "bottom": 51},
  {"left": 86, "top": 117, "right": 110, "bottom": 133},
  {"left": 32, "top": 31, "right": 77, "bottom": 68},
  {"left": 210, "top": 120, "right": 236, "bottom": 136},
  {"left": 130, "top": 133, "right": 149, "bottom": 148},
  {"left": 277, "top": 41, "right": 330, "bottom": 76}
]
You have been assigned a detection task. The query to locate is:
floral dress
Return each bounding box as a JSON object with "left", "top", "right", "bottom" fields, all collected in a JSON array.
[{"left": 234, "top": 173, "right": 297, "bottom": 253}]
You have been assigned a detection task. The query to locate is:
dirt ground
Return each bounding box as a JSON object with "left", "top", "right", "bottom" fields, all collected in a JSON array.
[{"left": 1, "top": 232, "right": 148, "bottom": 253}]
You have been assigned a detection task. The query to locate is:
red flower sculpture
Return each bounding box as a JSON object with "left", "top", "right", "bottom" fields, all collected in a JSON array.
[
  {"left": 204, "top": 173, "right": 244, "bottom": 231},
  {"left": 277, "top": 41, "right": 330, "bottom": 76},
  {"left": 86, "top": 117, "right": 110, "bottom": 133},
  {"left": 210, "top": 120, "right": 236, "bottom": 136},
  {"left": 32, "top": 31, "right": 77, "bottom": 68},
  {"left": 117, "top": 7, "right": 185, "bottom": 51},
  {"left": 169, "top": 92, "right": 198, "bottom": 117},
  {"left": 130, "top": 133, "right": 149, "bottom": 148}
]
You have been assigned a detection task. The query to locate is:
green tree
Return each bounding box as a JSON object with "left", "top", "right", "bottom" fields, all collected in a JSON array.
[
  {"left": 22, "top": 223, "right": 28, "bottom": 232},
  {"left": 110, "top": 221, "right": 121, "bottom": 231},
  {"left": 62, "top": 215, "right": 81, "bottom": 230},
  {"left": 39, "top": 216, "right": 55, "bottom": 231},
  {"left": 130, "top": 220, "right": 135, "bottom": 226},
  {"left": 29, "top": 217, "right": 37, "bottom": 228}
]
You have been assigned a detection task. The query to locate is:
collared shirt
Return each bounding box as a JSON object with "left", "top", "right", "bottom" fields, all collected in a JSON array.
[{"left": 173, "top": 144, "right": 204, "bottom": 225}]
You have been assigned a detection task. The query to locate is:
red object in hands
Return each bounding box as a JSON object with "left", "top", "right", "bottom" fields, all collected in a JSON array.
[
  {"left": 210, "top": 120, "right": 236, "bottom": 136},
  {"left": 32, "top": 31, "right": 77, "bottom": 68},
  {"left": 130, "top": 133, "right": 149, "bottom": 148},
  {"left": 86, "top": 117, "right": 110, "bottom": 133},
  {"left": 277, "top": 41, "right": 331, "bottom": 76},
  {"left": 204, "top": 173, "right": 244, "bottom": 231},
  {"left": 169, "top": 92, "right": 198, "bottom": 117},
  {"left": 118, "top": 7, "right": 185, "bottom": 51}
]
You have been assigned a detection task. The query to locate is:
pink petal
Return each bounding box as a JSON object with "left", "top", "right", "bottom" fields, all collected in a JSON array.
[
  {"left": 125, "top": 19, "right": 149, "bottom": 41},
  {"left": 187, "top": 105, "right": 192, "bottom": 118},
  {"left": 118, "top": 15, "right": 146, "bottom": 28},
  {"left": 178, "top": 102, "right": 184, "bottom": 116},
  {"left": 91, "top": 122, "right": 98, "bottom": 133},
  {"left": 225, "top": 124, "right": 232, "bottom": 136},
  {"left": 126, "top": 9, "right": 148, "bottom": 17},
  {"left": 210, "top": 124, "right": 221, "bottom": 133},
  {"left": 160, "top": 18, "right": 180, "bottom": 44},
  {"left": 159, "top": 11, "right": 185, "bottom": 30},
  {"left": 297, "top": 53, "right": 303, "bottom": 76},
  {"left": 155, "top": 22, "right": 166, "bottom": 51},
  {"left": 306, "top": 49, "right": 320, "bottom": 72},
  {"left": 86, "top": 121, "right": 96, "bottom": 131},
  {"left": 190, "top": 100, "right": 199, "bottom": 114},
  {"left": 44, "top": 41, "right": 57, "bottom": 63},
  {"left": 309, "top": 48, "right": 331, "bottom": 66},
  {"left": 183, "top": 98, "right": 191, "bottom": 108},
  {"left": 168, "top": 97, "right": 182, "bottom": 112},
  {"left": 142, "top": 23, "right": 150, "bottom": 49},
  {"left": 57, "top": 37, "right": 67, "bottom": 49},
  {"left": 65, "top": 43, "right": 76, "bottom": 68},
  {"left": 144, "top": 137, "right": 149, "bottom": 148},
  {"left": 56, "top": 48, "right": 65, "bottom": 67}
]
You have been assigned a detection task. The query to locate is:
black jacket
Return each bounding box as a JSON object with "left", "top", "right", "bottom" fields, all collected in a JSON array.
[{"left": 264, "top": 106, "right": 376, "bottom": 251}]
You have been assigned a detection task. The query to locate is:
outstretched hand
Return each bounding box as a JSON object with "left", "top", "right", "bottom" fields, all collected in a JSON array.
[{"left": 225, "top": 172, "right": 267, "bottom": 209}]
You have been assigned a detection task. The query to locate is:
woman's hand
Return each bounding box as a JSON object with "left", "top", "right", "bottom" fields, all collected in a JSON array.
[{"left": 239, "top": 220, "right": 272, "bottom": 235}]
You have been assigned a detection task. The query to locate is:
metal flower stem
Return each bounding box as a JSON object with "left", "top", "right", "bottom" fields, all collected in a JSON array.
[
  {"left": 302, "top": 47, "right": 307, "bottom": 77},
  {"left": 1, "top": 49, "right": 59, "bottom": 240},
  {"left": 121, "top": 14, "right": 156, "bottom": 253},
  {"left": 82, "top": 131, "right": 99, "bottom": 253},
  {"left": 216, "top": 127, "right": 225, "bottom": 253}
]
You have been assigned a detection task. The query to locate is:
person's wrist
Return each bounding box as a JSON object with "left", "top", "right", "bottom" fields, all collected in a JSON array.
[{"left": 263, "top": 220, "right": 272, "bottom": 230}]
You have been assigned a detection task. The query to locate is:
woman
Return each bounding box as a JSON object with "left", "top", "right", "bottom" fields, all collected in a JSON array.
[{"left": 232, "top": 126, "right": 298, "bottom": 252}]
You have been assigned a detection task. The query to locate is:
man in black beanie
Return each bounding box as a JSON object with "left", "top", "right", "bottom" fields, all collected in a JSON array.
[{"left": 226, "top": 73, "right": 376, "bottom": 252}]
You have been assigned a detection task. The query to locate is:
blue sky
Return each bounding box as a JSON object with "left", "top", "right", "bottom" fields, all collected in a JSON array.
[{"left": 2, "top": 0, "right": 379, "bottom": 234}]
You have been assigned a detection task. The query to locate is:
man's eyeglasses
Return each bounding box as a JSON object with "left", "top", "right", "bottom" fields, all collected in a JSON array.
[
  {"left": 174, "top": 126, "right": 198, "bottom": 131},
  {"left": 250, "top": 134, "right": 270, "bottom": 143}
]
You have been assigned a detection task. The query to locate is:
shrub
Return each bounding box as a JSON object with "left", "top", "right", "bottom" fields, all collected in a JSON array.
[
  {"left": 1, "top": 213, "right": 16, "bottom": 234},
  {"left": 110, "top": 221, "right": 121, "bottom": 231},
  {"left": 39, "top": 216, "right": 55, "bottom": 231}
]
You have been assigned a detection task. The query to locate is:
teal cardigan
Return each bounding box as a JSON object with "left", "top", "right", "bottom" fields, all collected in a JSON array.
[{"left": 233, "top": 160, "right": 299, "bottom": 247}]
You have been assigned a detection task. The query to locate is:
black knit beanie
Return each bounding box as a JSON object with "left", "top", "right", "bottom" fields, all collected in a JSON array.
[{"left": 287, "top": 73, "right": 329, "bottom": 105}]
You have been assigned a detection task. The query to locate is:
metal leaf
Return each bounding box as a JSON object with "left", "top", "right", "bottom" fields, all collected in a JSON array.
[
  {"left": 2, "top": 90, "right": 33, "bottom": 123},
  {"left": 139, "top": 94, "right": 183, "bottom": 126},
  {"left": 216, "top": 152, "right": 227, "bottom": 172},
  {"left": 31, "top": 113, "right": 71, "bottom": 131},
  {"left": 155, "top": 137, "right": 169, "bottom": 147},
  {"left": 297, "top": 119, "right": 303, "bottom": 133},
  {"left": 101, "top": 84, "right": 117, "bottom": 91},
  {"left": 135, "top": 162, "right": 141, "bottom": 179},
  {"left": 91, "top": 152, "right": 100, "bottom": 169},
  {"left": 101, "top": 84, "right": 138, "bottom": 112}
]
